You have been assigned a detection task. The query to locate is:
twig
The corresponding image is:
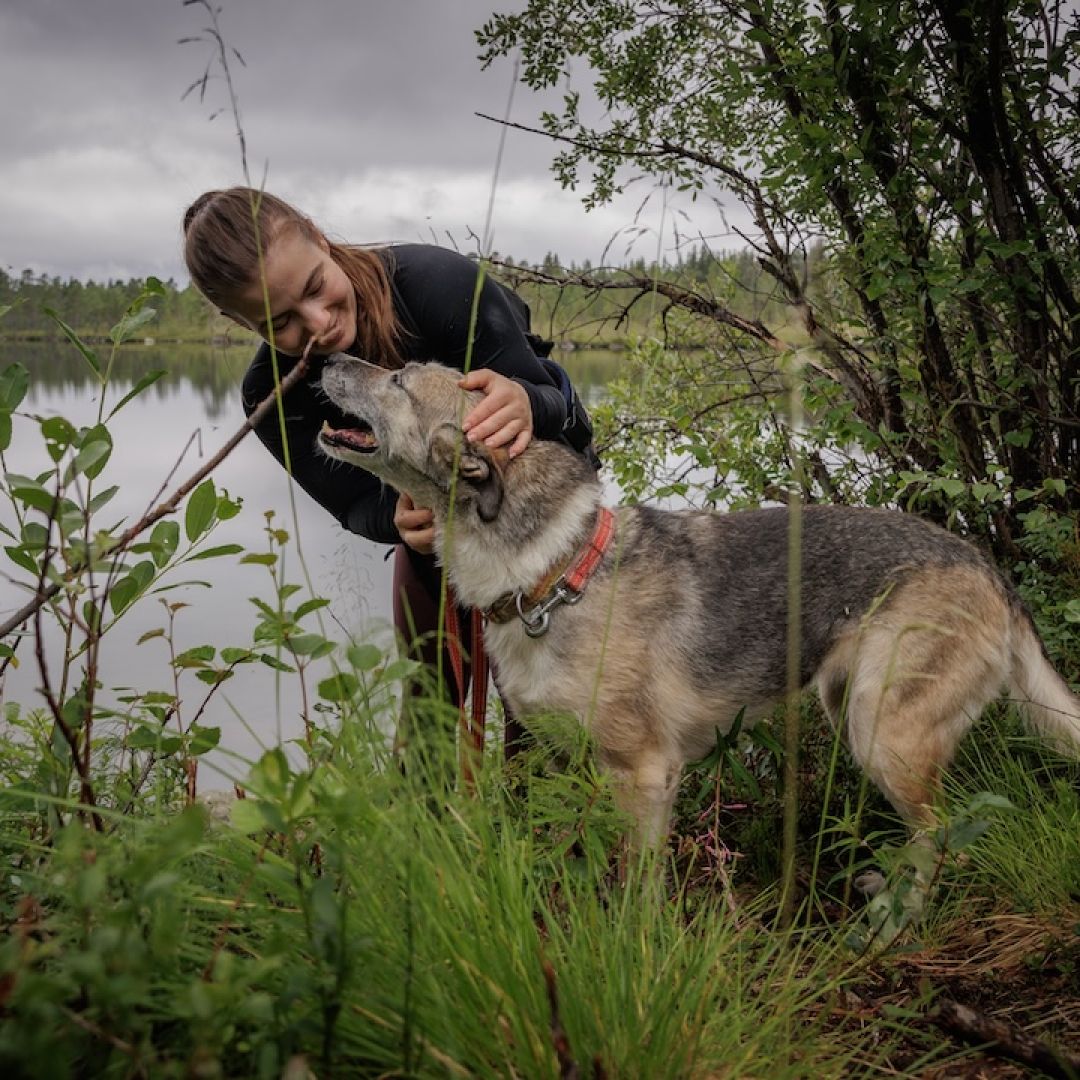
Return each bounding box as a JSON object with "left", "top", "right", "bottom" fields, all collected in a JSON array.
[
  {"left": 490, "top": 259, "right": 789, "bottom": 351},
  {"left": 543, "top": 959, "right": 578, "bottom": 1079},
  {"left": 62, "top": 1008, "right": 139, "bottom": 1061},
  {"left": 930, "top": 998, "right": 1080, "bottom": 1079},
  {"left": 34, "top": 565, "right": 104, "bottom": 832},
  {"left": 0, "top": 348, "right": 312, "bottom": 641}
]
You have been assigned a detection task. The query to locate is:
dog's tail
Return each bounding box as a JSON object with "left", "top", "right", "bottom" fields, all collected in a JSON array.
[{"left": 1009, "top": 608, "right": 1080, "bottom": 753}]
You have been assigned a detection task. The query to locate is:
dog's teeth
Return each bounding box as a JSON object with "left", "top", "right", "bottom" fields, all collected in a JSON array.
[{"left": 321, "top": 426, "right": 377, "bottom": 452}]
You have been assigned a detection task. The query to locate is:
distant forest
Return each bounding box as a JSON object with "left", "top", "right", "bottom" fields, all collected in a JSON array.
[{"left": 0, "top": 247, "right": 804, "bottom": 348}]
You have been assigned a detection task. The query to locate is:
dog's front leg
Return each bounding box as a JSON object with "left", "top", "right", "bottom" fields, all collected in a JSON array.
[{"left": 608, "top": 750, "right": 683, "bottom": 854}]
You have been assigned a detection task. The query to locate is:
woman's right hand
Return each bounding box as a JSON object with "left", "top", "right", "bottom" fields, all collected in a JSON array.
[{"left": 394, "top": 492, "right": 436, "bottom": 555}]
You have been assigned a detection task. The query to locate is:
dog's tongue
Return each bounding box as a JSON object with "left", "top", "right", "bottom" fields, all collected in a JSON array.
[{"left": 320, "top": 421, "right": 377, "bottom": 451}]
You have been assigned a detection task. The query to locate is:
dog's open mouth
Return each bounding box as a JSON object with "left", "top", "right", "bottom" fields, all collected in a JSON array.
[{"left": 319, "top": 419, "right": 379, "bottom": 454}]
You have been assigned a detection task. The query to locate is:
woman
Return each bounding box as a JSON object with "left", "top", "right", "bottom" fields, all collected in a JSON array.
[{"left": 182, "top": 187, "right": 598, "bottom": 756}]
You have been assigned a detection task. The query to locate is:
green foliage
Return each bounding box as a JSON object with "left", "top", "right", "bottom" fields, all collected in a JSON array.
[
  {"left": 2, "top": 315, "right": 1079, "bottom": 1076},
  {"left": 481, "top": 0, "right": 1080, "bottom": 588}
]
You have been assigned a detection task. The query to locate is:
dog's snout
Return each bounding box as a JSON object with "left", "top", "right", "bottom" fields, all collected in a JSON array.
[{"left": 320, "top": 351, "right": 349, "bottom": 371}]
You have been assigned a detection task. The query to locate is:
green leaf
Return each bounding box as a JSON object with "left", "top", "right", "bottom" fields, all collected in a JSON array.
[
  {"left": 87, "top": 485, "right": 120, "bottom": 514},
  {"left": 11, "top": 483, "right": 60, "bottom": 516},
  {"left": 240, "top": 552, "right": 277, "bottom": 566},
  {"left": 380, "top": 658, "right": 421, "bottom": 681},
  {"left": 109, "top": 576, "right": 140, "bottom": 616},
  {"left": 196, "top": 668, "right": 234, "bottom": 686},
  {"left": 216, "top": 492, "right": 242, "bottom": 520},
  {"left": 933, "top": 477, "right": 966, "bottom": 498},
  {"left": 189, "top": 725, "right": 221, "bottom": 755},
  {"left": 5, "top": 546, "right": 38, "bottom": 575},
  {"left": 248, "top": 748, "right": 291, "bottom": 798},
  {"left": 71, "top": 439, "right": 112, "bottom": 481},
  {"left": 287, "top": 633, "right": 332, "bottom": 657},
  {"left": 127, "top": 726, "right": 162, "bottom": 750},
  {"left": 0, "top": 363, "right": 29, "bottom": 410},
  {"left": 41, "top": 416, "right": 76, "bottom": 447},
  {"left": 943, "top": 817, "right": 993, "bottom": 851},
  {"left": 185, "top": 543, "right": 243, "bottom": 562},
  {"left": 294, "top": 597, "right": 330, "bottom": 621},
  {"left": 346, "top": 643, "right": 383, "bottom": 671},
  {"left": 317, "top": 673, "right": 358, "bottom": 702},
  {"left": 137, "top": 628, "right": 166, "bottom": 645},
  {"left": 175, "top": 644, "right": 215, "bottom": 668},
  {"left": 109, "top": 305, "right": 158, "bottom": 345},
  {"left": 258, "top": 653, "right": 295, "bottom": 673},
  {"left": 220, "top": 647, "right": 253, "bottom": 664},
  {"left": 150, "top": 579, "right": 211, "bottom": 594},
  {"left": 184, "top": 479, "right": 217, "bottom": 542},
  {"left": 230, "top": 799, "right": 266, "bottom": 834},
  {"left": 44, "top": 307, "right": 102, "bottom": 379},
  {"left": 107, "top": 369, "right": 167, "bottom": 419},
  {"left": 0, "top": 412, "right": 10, "bottom": 452},
  {"left": 75, "top": 424, "right": 112, "bottom": 480},
  {"left": 149, "top": 519, "right": 180, "bottom": 568}
]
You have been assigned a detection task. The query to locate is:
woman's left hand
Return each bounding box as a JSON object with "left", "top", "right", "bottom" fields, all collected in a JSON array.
[{"left": 459, "top": 369, "right": 533, "bottom": 458}]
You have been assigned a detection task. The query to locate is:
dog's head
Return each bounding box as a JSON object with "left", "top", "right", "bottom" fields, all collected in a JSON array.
[{"left": 317, "top": 355, "right": 506, "bottom": 523}]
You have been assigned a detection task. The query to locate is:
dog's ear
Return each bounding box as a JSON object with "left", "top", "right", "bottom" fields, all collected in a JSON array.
[{"left": 429, "top": 424, "right": 506, "bottom": 523}]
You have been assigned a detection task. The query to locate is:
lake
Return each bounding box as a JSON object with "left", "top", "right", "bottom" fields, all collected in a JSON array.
[{"left": 0, "top": 341, "right": 624, "bottom": 788}]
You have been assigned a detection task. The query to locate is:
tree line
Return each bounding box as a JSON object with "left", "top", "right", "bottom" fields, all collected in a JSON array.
[{"left": 0, "top": 249, "right": 795, "bottom": 347}]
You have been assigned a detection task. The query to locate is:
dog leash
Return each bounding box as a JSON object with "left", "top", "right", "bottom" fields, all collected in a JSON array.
[
  {"left": 443, "top": 593, "right": 488, "bottom": 789},
  {"left": 485, "top": 506, "right": 616, "bottom": 637}
]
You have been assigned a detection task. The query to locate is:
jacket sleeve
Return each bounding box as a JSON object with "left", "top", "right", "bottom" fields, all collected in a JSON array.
[
  {"left": 241, "top": 349, "right": 401, "bottom": 545},
  {"left": 397, "top": 247, "right": 570, "bottom": 439}
]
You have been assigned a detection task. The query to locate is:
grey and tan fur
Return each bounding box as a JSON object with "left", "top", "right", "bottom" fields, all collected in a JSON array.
[{"left": 318, "top": 356, "right": 1080, "bottom": 849}]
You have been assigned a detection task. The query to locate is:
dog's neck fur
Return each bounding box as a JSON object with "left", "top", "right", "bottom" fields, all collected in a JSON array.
[{"left": 433, "top": 440, "right": 604, "bottom": 609}]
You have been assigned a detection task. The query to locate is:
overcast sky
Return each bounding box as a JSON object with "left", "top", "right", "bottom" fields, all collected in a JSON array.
[{"left": 1, "top": 0, "right": 727, "bottom": 284}]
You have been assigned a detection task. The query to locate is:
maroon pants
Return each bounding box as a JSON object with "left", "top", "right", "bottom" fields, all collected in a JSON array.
[{"left": 391, "top": 544, "right": 527, "bottom": 757}]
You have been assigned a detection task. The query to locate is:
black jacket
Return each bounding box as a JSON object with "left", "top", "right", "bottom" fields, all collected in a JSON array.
[{"left": 241, "top": 243, "right": 593, "bottom": 544}]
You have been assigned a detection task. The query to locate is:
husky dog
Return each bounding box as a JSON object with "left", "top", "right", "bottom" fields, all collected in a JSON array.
[{"left": 318, "top": 356, "right": 1080, "bottom": 848}]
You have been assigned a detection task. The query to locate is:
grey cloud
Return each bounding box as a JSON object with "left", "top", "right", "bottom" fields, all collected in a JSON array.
[{"left": 1, "top": 0, "right": 722, "bottom": 280}]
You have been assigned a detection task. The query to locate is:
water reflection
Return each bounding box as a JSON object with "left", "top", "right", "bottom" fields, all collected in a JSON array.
[{"left": 0, "top": 343, "right": 621, "bottom": 786}]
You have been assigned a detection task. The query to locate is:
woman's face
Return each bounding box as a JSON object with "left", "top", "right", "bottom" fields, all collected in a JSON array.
[{"left": 222, "top": 225, "right": 358, "bottom": 356}]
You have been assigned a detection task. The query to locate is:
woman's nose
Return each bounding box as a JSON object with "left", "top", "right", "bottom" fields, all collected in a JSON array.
[{"left": 300, "top": 302, "right": 333, "bottom": 337}]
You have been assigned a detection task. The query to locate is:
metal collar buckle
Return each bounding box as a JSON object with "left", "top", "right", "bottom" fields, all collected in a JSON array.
[{"left": 515, "top": 579, "right": 584, "bottom": 638}]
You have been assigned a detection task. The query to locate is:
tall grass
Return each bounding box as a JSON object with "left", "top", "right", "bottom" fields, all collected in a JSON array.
[{"left": 0, "top": 707, "right": 909, "bottom": 1077}]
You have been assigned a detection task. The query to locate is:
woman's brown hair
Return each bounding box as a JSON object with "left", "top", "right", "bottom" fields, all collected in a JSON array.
[{"left": 182, "top": 187, "right": 402, "bottom": 366}]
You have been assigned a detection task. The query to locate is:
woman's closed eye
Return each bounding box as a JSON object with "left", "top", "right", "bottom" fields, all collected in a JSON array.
[{"left": 269, "top": 276, "right": 324, "bottom": 333}]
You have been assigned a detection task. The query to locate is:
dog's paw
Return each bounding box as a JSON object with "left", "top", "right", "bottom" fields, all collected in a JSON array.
[{"left": 852, "top": 869, "right": 887, "bottom": 898}]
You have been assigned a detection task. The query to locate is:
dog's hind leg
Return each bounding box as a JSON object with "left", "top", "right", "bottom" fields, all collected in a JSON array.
[{"left": 842, "top": 571, "right": 1012, "bottom": 830}]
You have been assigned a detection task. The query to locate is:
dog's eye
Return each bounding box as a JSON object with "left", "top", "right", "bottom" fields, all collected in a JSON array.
[{"left": 390, "top": 371, "right": 403, "bottom": 386}]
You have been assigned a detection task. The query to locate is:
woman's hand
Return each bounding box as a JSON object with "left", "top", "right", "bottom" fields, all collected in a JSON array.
[
  {"left": 459, "top": 369, "right": 533, "bottom": 458},
  {"left": 394, "top": 492, "right": 436, "bottom": 555}
]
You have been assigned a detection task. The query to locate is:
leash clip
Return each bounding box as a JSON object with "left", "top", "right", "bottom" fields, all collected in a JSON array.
[{"left": 516, "top": 580, "right": 580, "bottom": 638}]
